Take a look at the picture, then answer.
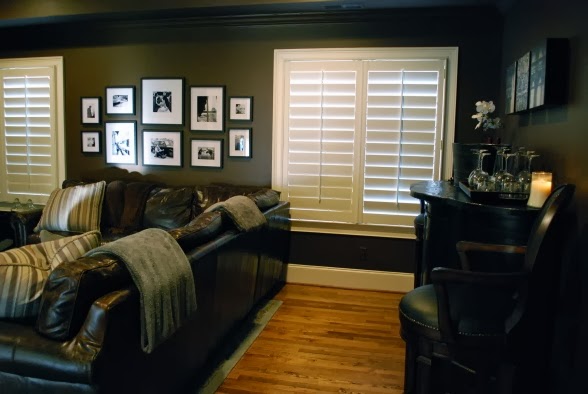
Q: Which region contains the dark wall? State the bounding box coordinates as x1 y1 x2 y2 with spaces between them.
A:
499 0 588 392
0 6 502 273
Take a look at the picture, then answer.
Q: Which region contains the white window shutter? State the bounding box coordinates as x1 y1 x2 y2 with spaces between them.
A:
285 61 361 223
1 67 58 201
361 60 446 227
273 49 455 234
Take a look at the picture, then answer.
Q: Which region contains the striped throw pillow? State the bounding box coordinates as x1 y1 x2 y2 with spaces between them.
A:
0 230 102 319
34 181 106 233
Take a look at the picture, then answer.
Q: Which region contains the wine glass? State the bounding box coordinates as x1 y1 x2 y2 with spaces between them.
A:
501 153 518 192
517 151 539 193
492 147 508 181
468 149 488 189
469 151 491 190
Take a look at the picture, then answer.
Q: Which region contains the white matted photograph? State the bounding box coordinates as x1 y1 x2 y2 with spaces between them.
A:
141 78 184 125
81 131 101 153
106 86 135 115
228 128 252 158
229 96 253 121
142 130 182 167
81 97 101 125
105 121 137 164
191 139 223 168
190 86 225 131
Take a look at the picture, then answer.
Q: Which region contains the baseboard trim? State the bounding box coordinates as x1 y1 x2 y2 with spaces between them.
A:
286 264 414 293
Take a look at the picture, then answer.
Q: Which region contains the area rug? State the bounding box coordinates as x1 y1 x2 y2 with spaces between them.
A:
193 299 282 394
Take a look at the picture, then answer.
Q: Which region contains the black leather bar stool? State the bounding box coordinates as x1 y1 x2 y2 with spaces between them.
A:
399 184 575 394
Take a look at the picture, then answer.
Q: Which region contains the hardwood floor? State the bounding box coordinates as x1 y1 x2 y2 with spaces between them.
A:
217 284 407 393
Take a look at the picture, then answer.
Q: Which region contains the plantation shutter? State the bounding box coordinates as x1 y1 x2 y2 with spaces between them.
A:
0 67 58 202
361 60 445 227
285 61 362 223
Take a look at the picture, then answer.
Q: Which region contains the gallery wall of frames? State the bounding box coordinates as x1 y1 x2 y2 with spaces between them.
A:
80 77 254 170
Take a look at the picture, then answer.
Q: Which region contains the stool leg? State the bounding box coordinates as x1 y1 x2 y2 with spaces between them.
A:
416 355 432 394
403 341 417 394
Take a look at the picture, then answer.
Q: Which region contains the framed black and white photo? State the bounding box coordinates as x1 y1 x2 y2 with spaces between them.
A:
228 128 252 158
142 130 182 167
505 62 517 115
81 131 101 153
141 78 184 125
81 97 101 125
515 52 530 112
190 86 225 131
105 121 137 164
229 96 253 121
106 86 135 115
190 139 223 168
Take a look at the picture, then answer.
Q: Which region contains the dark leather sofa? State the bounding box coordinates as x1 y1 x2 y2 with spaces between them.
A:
0 180 290 393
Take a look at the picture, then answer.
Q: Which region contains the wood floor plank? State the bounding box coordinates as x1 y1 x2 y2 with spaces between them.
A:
216 283 406 393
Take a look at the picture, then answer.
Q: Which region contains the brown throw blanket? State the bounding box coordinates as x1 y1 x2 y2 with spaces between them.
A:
85 228 197 353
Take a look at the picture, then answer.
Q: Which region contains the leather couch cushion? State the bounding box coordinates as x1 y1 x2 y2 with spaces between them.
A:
34 181 106 233
0 231 102 320
168 211 224 251
143 187 194 229
247 188 281 210
36 254 131 341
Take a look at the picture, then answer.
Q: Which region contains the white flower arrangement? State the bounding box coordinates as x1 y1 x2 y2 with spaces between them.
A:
472 100 502 131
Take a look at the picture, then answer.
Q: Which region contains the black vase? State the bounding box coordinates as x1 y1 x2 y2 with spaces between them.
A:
452 142 510 185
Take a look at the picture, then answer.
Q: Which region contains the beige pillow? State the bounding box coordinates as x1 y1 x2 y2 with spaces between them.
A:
35 181 106 234
0 230 102 319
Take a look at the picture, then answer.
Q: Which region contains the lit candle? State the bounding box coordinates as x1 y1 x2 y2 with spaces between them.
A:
527 172 553 208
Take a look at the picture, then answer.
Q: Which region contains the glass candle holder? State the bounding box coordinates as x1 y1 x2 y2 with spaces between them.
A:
527 172 553 208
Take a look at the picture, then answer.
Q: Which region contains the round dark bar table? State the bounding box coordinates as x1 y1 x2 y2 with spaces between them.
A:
410 180 539 287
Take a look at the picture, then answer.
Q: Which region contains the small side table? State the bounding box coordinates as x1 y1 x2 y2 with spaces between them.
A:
0 202 44 250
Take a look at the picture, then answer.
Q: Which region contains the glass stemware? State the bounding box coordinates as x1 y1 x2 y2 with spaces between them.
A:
469 151 491 190
492 148 509 192
468 149 488 189
501 153 518 192
517 151 539 193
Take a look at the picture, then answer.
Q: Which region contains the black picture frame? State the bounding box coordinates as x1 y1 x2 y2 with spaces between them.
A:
141 78 184 125
142 130 182 167
505 62 517 115
515 52 530 112
104 121 137 165
81 97 101 125
81 131 101 153
228 128 252 158
190 86 225 132
190 138 223 168
105 86 135 115
228 96 253 121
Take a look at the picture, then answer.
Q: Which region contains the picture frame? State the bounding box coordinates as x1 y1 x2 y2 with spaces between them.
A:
515 52 531 112
81 97 101 125
505 62 517 115
228 96 253 121
142 130 182 167
228 128 252 158
141 78 184 125
105 86 135 115
105 121 137 164
190 86 225 131
190 139 223 168
81 131 101 153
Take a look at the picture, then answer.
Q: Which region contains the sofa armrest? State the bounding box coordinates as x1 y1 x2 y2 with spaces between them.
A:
36 254 132 341
9 208 43 247
70 288 137 354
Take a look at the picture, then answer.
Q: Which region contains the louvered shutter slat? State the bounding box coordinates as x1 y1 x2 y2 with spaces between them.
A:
1 67 57 201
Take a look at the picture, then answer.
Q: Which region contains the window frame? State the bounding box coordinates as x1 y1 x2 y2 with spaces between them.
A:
272 47 458 238
0 56 65 205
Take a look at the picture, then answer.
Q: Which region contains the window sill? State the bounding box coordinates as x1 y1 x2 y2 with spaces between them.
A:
291 220 416 239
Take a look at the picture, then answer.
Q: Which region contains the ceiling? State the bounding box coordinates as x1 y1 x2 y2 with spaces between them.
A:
0 0 514 29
